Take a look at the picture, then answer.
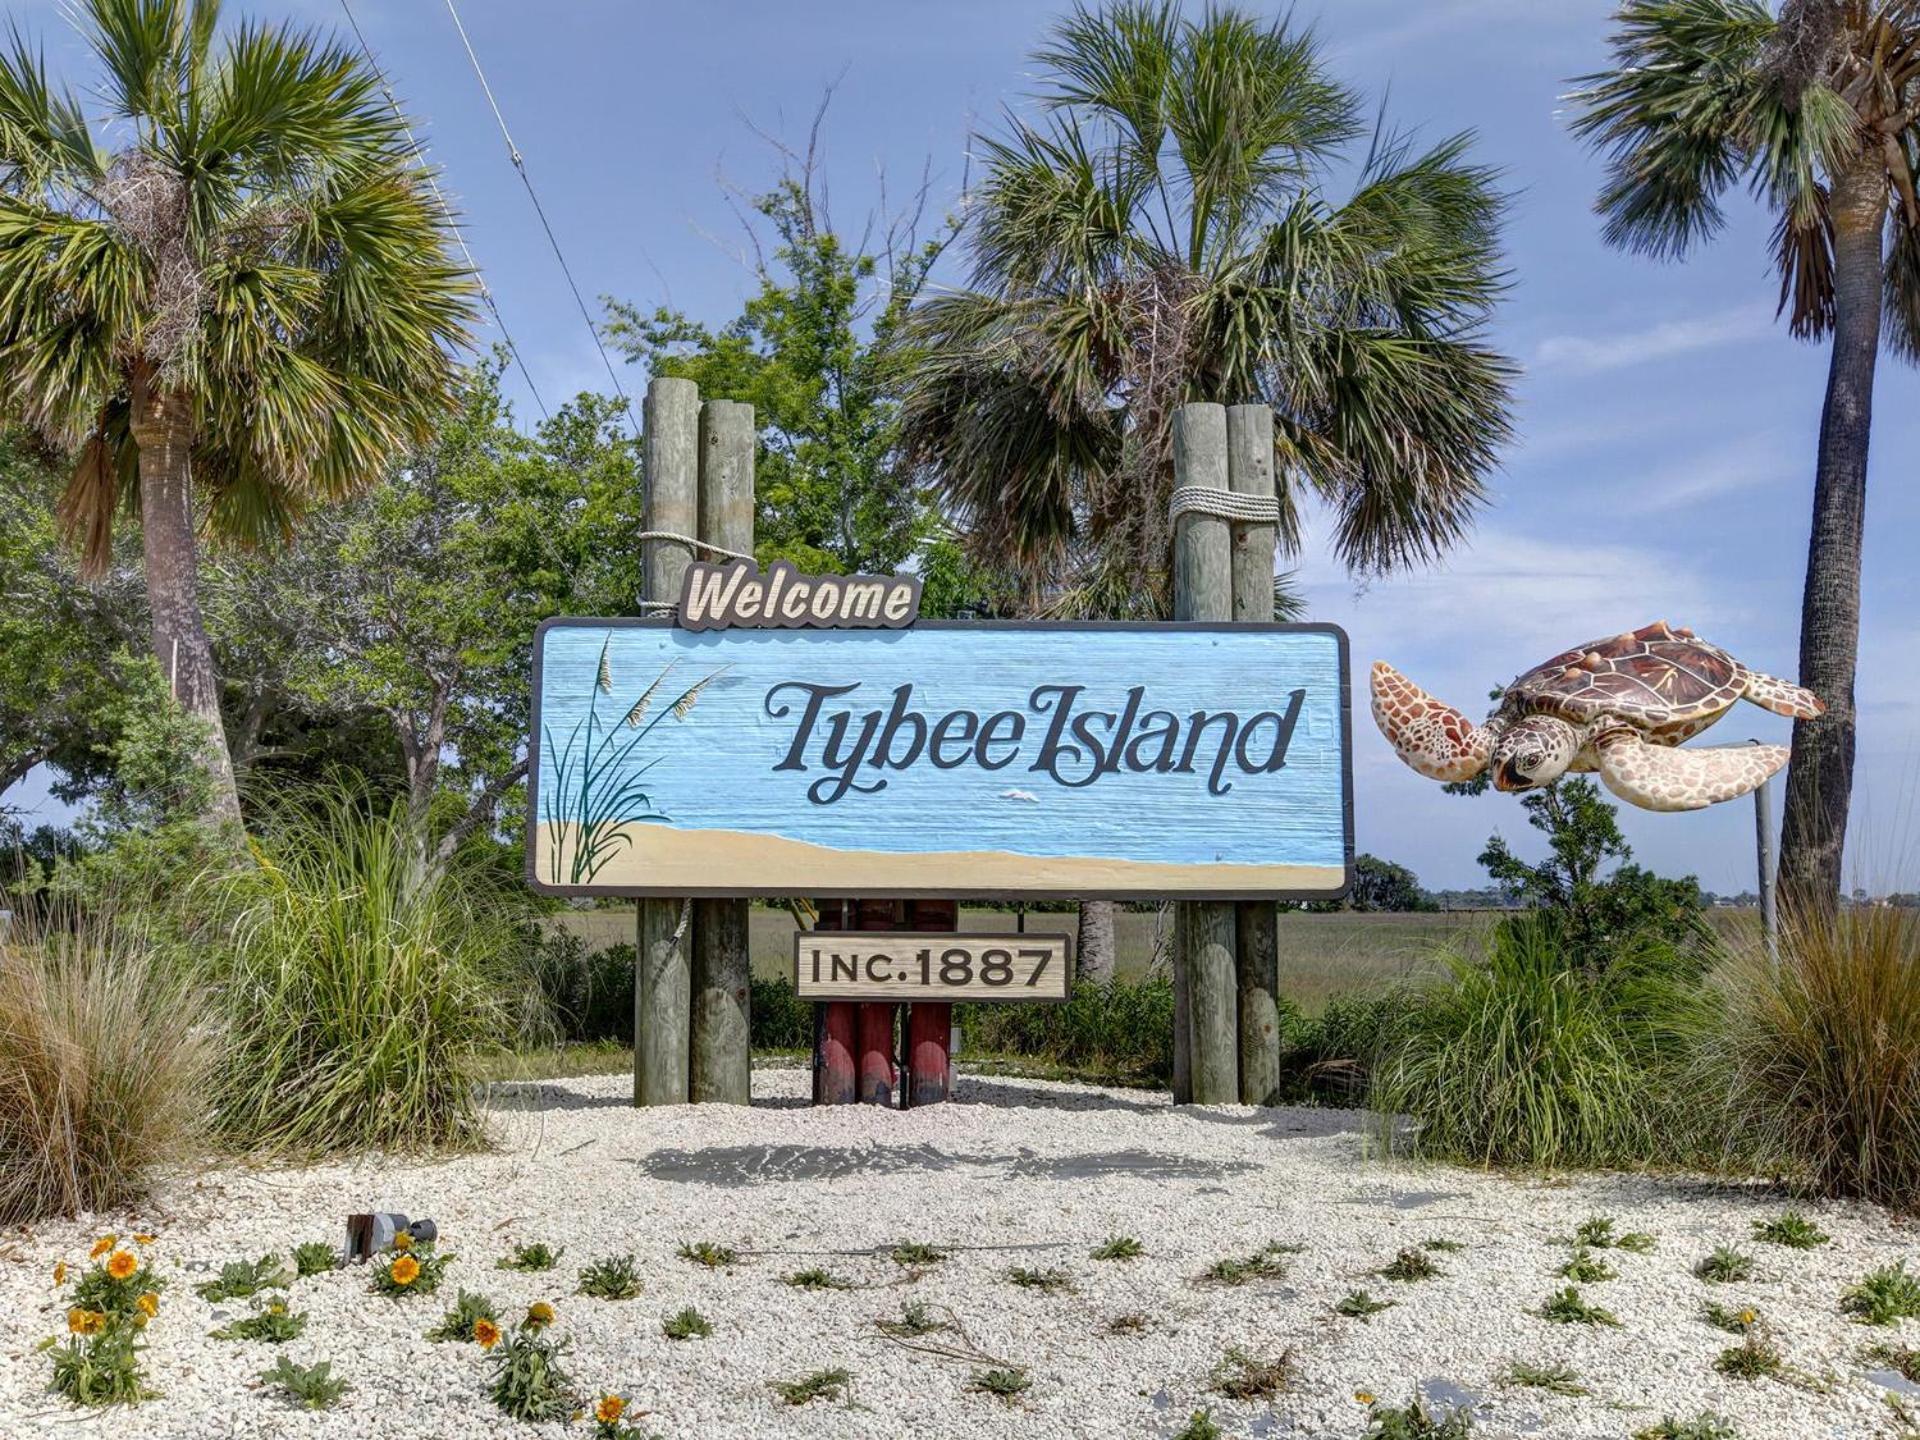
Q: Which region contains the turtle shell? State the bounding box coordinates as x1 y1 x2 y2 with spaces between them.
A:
1506 622 1744 730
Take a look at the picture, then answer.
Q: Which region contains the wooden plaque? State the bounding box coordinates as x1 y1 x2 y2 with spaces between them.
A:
796 931 1072 1003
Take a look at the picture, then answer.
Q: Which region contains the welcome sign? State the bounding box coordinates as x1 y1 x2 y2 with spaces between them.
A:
527 618 1352 900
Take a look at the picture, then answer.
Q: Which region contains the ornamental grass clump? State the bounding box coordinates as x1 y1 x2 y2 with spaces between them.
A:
207 785 518 1154
0 904 211 1224
1712 907 1920 1211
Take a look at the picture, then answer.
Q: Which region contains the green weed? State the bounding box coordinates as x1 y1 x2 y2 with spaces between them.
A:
1107 1311 1149 1334
1006 1265 1073 1293
47 1323 149 1406
1211 1346 1295 1401
1559 1247 1617 1283
577 1254 642 1300
1632 1415 1737 1440
970 1366 1031 1399
425 1289 500 1343
878 1301 945 1338
292 1242 337 1278
1172 1411 1224 1440
1422 1238 1468 1253
1091 1235 1143 1260
1750 1210 1829 1249
1571 1215 1655 1251
1336 1289 1396 1319
1361 1393 1475 1437
1201 1244 1291 1287
889 1241 945 1267
1694 1247 1755 1283
1713 1326 1783 1380
209 1297 305 1343
661 1306 712 1340
1501 1359 1588 1396
773 1367 852 1406
1702 1300 1762 1334
487 1327 577 1422
677 1241 737 1269
784 1267 852 1291
1843 1262 1920 1326
195 1254 292 1303
1379 1247 1442 1282
1867 1343 1920 1382
1539 1285 1620 1326
259 1356 348 1411
497 1241 565 1273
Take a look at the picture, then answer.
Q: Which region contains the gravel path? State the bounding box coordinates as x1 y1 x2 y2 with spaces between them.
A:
4 1068 1916 1439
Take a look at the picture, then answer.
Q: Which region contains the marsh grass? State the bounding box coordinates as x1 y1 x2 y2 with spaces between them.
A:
0 904 211 1223
1502 1359 1588 1396
773 1367 852 1406
661 1306 712 1340
209 786 517 1153
1843 1262 1920 1326
1211 1346 1295 1400
1539 1285 1620 1326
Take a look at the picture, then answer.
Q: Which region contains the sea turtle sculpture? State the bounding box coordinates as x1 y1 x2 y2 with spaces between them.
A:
1371 620 1824 812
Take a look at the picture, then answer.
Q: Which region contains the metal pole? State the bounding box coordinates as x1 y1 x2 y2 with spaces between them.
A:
1753 742 1778 967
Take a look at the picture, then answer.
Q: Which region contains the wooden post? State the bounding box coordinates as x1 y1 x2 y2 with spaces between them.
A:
690 399 755 1104
904 899 959 1107
635 376 699 1107
1228 404 1281 1107
1754 756 1779 968
1172 403 1240 1105
812 902 858 1105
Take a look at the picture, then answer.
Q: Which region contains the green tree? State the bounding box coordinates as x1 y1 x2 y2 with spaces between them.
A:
1307 853 1436 913
606 130 953 578
897 0 1515 615
0 0 477 825
1569 0 1920 911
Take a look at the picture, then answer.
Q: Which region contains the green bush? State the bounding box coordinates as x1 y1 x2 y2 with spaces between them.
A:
752 974 815 1051
523 932 637 1044
208 785 519 1154
958 976 1176 1082
0 905 211 1223
1712 907 1920 1211
1280 993 1397 1103
1371 914 1714 1169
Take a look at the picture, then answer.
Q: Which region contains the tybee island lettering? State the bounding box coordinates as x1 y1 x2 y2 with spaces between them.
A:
529 618 1351 900
765 680 1306 804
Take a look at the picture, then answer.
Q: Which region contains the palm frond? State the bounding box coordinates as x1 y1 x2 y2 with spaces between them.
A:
0 26 103 190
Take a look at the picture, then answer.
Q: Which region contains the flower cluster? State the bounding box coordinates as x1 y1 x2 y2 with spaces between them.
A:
46 1233 163 1405
369 1231 454 1298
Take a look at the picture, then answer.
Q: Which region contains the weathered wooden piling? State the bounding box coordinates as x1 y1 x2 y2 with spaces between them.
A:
903 898 959 1107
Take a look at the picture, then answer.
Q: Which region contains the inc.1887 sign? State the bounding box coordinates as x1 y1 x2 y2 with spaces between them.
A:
528 616 1352 901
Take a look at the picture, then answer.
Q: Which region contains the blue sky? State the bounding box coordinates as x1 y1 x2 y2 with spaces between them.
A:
8 0 1916 892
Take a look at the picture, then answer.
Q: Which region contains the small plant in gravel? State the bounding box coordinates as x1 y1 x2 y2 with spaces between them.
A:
210 1296 306 1343
970 1366 1031 1399
662 1305 712 1340
1702 1300 1762 1334
1694 1247 1755 1283
1751 1209 1829 1249
488 1310 578 1422
678 1240 737 1269
773 1367 853 1406
1362 1392 1475 1438
592 1392 658 1440
194 1254 291 1302
1713 1323 1784 1381
1501 1359 1588 1396
1210 1345 1295 1401
890 1241 946 1267
1539 1285 1620 1326
1632 1416 1738 1440
1173 1410 1224 1440
1422 1237 1468 1253
1201 1244 1291 1287
45 1313 149 1406
1844 1262 1920 1326
370 1241 452 1297
1559 1247 1617 1283
1091 1234 1144 1260
1006 1265 1073 1293
497 1240 565 1273
785 1265 853 1290
425 1289 500 1343
878 1301 946 1337
1107 1311 1149 1334
259 1355 348 1411
71 1242 167 1320
578 1254 643 1300
292 1242 337 1278
1379 1247 1443 1282
1336 1289 1396 1320
1866 1342 1920 1382
1572 1215 1655 1251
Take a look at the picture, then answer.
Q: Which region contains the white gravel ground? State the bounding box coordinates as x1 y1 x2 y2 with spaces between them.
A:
4 1066 1918 1439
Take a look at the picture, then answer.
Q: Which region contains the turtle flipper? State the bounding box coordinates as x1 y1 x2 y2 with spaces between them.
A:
1742 670 1825 720
1593 726 1787 811
1370 661 1492 783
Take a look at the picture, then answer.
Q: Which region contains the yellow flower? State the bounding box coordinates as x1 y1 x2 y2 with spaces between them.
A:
134 1233 156 1246
595 1394 626 1425
389 1254 421 1286
67 1308 107 1336
525 1301 555 1330
473 1317 502 1350
133 1311 150 1329
392 1230 414 1251
89 1235 116 1260
1355 1391 1376 1405
52 1261 67 1286
136 1292 159 1319
106 1250 138 1281
1738 1309 1757 1326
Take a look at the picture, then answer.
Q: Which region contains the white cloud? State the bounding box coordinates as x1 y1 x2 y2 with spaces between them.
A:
1627 430 1800 512
1532 304 1775 376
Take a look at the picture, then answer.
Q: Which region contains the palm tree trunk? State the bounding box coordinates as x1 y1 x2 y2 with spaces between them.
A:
1779 161 1884 914
130 373 242 828
1076 899 1116 985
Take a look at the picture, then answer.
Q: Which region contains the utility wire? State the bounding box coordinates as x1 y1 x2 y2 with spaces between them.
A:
337 0 550 422
440 0 641 439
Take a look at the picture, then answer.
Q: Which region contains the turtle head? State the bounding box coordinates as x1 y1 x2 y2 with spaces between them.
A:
1491 714 1579 792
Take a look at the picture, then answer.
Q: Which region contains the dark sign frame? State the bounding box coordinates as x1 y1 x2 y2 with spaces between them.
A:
525 617 1355 902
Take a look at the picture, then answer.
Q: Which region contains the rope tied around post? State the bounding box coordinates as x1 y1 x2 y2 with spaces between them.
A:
635 530 756 618
1169 485 1280 524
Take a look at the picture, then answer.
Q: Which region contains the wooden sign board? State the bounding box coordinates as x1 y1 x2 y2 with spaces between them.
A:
528 618 1352 901
796 931 1072 1003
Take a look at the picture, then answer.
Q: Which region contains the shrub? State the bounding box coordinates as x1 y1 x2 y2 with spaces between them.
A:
259 1356 348 1411
752 973 815 1050
0 905 211 1223
958 975 1175 1082
1282 993 1398 1103
1713 907 1920 1211
1372 915 1714 1169
208 785 519 1154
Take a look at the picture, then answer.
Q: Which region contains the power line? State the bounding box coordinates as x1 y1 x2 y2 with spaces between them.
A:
440 0 641 439
338 0 550 422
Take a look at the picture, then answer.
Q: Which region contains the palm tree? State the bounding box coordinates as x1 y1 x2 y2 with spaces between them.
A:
0 0 476 824
897 1 1515 617
1570 0 1920 911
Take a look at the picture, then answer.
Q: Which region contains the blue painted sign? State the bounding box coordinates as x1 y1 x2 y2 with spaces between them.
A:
528 619 1352 900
